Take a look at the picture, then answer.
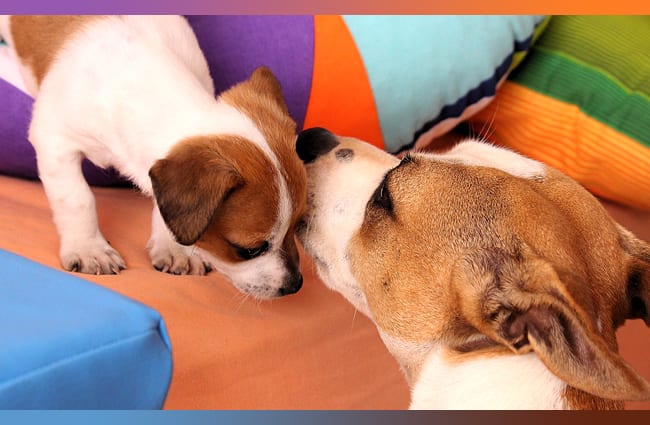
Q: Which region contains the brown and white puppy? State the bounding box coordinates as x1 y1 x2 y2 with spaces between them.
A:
296 127 650 409
0 15 306 299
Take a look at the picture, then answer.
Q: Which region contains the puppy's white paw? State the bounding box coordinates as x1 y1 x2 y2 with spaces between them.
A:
61 241 126 275
147 241 210 276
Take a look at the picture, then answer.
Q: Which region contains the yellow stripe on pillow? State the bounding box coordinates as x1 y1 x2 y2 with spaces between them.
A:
471 82 650 211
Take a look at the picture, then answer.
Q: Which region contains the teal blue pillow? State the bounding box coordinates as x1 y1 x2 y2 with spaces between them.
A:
343 15 549 153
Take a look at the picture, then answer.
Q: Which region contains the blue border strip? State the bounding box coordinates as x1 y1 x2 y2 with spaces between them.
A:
1 411 650 425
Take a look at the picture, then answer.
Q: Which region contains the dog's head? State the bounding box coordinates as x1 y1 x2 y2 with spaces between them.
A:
149 67 307 299
296 127 650 409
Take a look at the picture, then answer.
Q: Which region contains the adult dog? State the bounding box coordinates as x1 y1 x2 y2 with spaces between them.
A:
296 127 650 409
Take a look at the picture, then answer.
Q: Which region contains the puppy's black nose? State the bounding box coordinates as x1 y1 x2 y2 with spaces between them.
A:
278 272 303 296
296 127 340 164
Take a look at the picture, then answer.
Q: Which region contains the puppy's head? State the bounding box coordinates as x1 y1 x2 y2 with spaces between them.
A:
150 67 307 299
296 127 650 408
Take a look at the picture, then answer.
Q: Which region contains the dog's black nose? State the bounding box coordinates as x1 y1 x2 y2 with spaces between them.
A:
278 272 303 296
296 127 340 164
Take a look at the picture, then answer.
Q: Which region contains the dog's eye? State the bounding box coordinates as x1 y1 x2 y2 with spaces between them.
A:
233 241 270 260
370 176 393 214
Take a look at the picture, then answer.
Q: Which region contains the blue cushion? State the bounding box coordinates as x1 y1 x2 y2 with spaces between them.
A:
0 249 172 409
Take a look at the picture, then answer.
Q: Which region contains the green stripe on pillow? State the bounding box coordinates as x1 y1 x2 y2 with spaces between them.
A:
534 16 650 95
511 49 650 148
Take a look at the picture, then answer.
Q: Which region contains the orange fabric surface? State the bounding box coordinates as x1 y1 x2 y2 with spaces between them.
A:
1 174 649 409
0 175 409 409
470 82 650 211
302 15 384 149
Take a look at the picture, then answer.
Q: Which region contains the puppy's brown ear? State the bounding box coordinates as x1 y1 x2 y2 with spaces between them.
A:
222 66 290 116
617 224 650 325
452 245 650 402
149 139 244 246
247 66 289 114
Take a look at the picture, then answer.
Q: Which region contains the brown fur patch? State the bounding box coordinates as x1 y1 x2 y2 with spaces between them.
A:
563 387 622 410
350 157 629 345
10 15 104 84
150 135 280 263
220 67 307 228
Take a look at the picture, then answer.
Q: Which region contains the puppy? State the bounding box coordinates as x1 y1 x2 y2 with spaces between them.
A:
0 15 306 299
296 127 650 409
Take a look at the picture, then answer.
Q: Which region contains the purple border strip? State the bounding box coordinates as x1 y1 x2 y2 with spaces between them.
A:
1 0 649 14
0 0 320 14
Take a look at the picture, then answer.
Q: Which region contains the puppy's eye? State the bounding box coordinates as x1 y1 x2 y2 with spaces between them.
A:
233 241 270 260
370 177 393 214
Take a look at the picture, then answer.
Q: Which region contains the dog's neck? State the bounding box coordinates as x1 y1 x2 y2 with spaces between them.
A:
409 347 567 410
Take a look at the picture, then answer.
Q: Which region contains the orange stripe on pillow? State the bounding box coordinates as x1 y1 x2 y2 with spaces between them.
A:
302 15 384 150
471 82 650 211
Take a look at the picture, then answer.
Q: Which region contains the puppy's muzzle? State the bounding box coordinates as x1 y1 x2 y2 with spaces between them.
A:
296 127 339 163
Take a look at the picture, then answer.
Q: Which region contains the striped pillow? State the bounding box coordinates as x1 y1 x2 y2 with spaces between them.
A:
469 16 650 210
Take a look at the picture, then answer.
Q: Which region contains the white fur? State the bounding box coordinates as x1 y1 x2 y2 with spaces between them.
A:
0 16 29 93
410 348 566 410
302 140 398 316
0 16 9 44
8 15 294 298
432 139 546 180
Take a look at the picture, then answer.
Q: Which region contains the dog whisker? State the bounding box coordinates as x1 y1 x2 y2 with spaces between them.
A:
226 290 250 313
350 307 358 332
254 296 266 316
476 99 500 144
236 292 252 313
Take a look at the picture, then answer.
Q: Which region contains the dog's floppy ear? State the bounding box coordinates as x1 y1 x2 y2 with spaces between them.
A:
149 138 244 246
617 224 650 325
452 245 650 402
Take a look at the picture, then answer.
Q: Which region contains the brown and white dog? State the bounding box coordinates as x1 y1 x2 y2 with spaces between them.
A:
295 127 650 409
0 15 306 299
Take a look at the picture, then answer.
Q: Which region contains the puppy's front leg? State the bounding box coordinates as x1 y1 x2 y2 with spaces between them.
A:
36 150 126 274
147 203 210 275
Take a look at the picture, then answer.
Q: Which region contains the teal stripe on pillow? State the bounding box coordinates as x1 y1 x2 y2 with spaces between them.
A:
343 15 546 153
